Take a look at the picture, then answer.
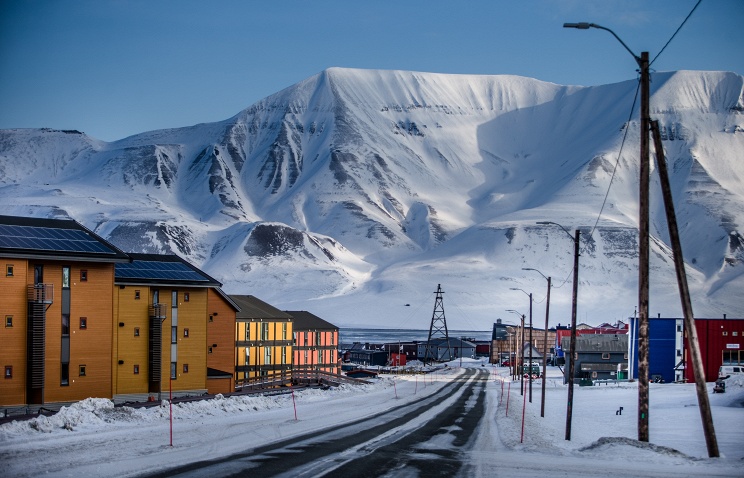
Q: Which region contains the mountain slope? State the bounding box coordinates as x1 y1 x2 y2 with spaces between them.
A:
2 68 743 328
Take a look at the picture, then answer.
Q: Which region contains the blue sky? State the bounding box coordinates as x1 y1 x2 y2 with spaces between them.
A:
1 0 742 142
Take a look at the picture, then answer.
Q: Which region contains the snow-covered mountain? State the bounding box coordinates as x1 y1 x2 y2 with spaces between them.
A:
2 68 743 329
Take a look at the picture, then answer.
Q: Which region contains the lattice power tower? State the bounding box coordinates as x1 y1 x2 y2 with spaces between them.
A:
423 284 451 364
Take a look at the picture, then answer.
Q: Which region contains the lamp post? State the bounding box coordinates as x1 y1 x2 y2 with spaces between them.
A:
537 221 579 440
511 288 533 403
564 21 719 457
564 19 651 445
523 268 551 418
506 309 525 396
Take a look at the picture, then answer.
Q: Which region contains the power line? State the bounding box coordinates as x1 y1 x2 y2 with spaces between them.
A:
589 80 641 238
650 0 703 66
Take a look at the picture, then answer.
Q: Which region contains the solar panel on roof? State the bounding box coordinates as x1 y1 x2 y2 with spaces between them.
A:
115 260 209 282
0 224 115 255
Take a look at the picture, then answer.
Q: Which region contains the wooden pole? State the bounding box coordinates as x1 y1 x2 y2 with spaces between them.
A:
541 276 551 418
650 120 719 457
637 51 651 443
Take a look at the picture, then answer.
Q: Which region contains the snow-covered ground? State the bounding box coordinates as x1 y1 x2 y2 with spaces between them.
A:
1 359 742 477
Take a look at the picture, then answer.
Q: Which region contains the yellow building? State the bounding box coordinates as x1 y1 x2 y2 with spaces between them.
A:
113 254 236 401
0 215 129 407
231 295 293 387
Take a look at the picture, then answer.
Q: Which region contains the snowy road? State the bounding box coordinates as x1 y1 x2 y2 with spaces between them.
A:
2 361 742 478
142 368 488 477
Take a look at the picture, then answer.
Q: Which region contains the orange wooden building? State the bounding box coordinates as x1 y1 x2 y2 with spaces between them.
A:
0 215 129 406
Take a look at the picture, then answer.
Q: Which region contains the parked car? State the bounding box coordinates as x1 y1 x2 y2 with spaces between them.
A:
718 365 744 378
501 360 511 367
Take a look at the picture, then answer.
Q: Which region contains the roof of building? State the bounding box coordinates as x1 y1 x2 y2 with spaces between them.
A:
0 214 129 262
562 334 629 352
422 337 476 348
115 253 221 287
285 310 338 331
230 295 293 321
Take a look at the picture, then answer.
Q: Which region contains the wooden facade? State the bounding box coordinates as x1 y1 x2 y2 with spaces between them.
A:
287 310 339 375
232 295 293 384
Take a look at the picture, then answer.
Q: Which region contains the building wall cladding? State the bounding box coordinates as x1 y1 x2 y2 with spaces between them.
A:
686 318 744 382
206 289 238 395
1 258 30 405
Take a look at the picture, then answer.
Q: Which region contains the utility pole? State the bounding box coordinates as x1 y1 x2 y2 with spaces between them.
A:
650 120 719 457
637 50 651 443
528 293 533 403
566 228 580 440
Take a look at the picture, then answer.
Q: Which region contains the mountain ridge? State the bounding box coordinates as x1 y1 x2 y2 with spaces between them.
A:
1 67 743 328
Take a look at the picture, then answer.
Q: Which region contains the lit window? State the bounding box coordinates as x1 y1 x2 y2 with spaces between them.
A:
80 270 88 282
183 328 189 338
183 364 189 373
79 317 87 329
133 364 140 374
4 366 11 379
5 315 12 328
134 327 140 337
79 365 86 377
5 265 13 277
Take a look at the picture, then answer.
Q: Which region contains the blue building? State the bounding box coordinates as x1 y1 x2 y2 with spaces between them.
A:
628 317 684 383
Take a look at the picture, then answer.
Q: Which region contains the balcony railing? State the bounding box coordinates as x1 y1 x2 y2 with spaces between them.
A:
27 284 53 304
149 303 166 319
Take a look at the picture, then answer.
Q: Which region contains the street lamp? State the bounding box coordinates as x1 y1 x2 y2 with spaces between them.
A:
511 288 533 403
564 20 718 458
537 220 579 440
523 268 551 418
506 309 525 396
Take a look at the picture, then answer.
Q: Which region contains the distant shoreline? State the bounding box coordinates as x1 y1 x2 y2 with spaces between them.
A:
339 327 491 344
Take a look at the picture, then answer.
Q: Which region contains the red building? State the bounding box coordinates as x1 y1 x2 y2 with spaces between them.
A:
684 317 744 382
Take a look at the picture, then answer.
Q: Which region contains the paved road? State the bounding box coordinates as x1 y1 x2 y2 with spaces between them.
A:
142 368 489 477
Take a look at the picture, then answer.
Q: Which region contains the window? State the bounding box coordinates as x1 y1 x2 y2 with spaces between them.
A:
282 322 287 340
245 326 250 341
170 362 177 380
61 363 69 385
134 327 140 337
79 365 86 377
293 332 297 345
183 328 189 338
171 290 178 307
601 353 610 360
62 267 70 288
245 348 250 360
304 331 308 345
723 331 728 336
80 270 88 282
62 315 70 336
282 348 287 364
264 346 271 363
135 290 141 300
171 326 177 344
183 364 189 373
153 290 159 305
4 366 11 379
5 315 12 328
209 315 214 322
5 264 13 277
133 364 140 375
331 333 334 346
734 332 739 337
304 350 308 362
184 293 190 302
261 322 269 341
208 346 213 354
79 317 87 329
677 349 683 357
316 332 321 346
